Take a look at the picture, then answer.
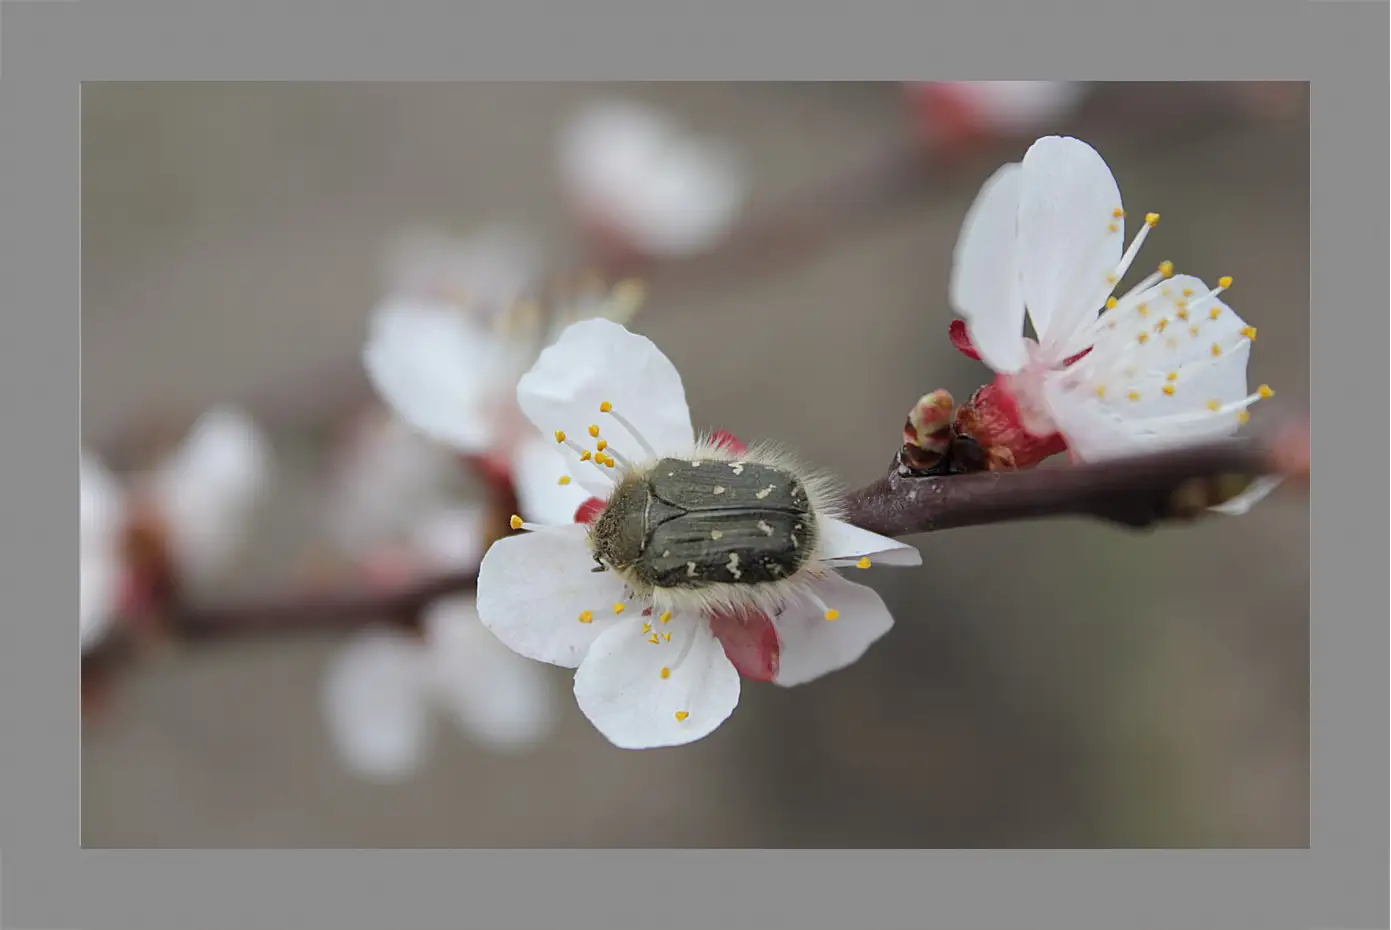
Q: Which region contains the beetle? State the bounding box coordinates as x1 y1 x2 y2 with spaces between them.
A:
588 456 819 592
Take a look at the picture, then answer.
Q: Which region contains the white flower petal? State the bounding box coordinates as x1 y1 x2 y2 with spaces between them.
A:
475 523 629 668
363 301 507 454
383 227 541 314
423 596 559 753
949 162 1028 374
511 432 604 523
559 100 746 256
815 518 922 567
80 545 122 652
516 319 695 462
1017 136 1123 352
409 505 490 574
772 573 896 687
1208 475 1284 516
573 613 739 749
321 629 432 783
81 451 126 548
151 407 272 583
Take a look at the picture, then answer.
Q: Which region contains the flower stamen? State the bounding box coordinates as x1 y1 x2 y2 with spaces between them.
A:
599 402 659 459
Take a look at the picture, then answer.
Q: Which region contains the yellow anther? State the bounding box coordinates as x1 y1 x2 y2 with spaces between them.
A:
1127 390 1142 402
1166 371 1178 382
1105 297 1118 310
642 623 652 634
578 610 593 624
588 424 600 438
579 449 592 462
599 401 613 413
1218 275 1233 289
613 602 626 615
602 455 616 468
1210 343 1223 357
509 514 524 530
1176 308 1189 320
856 557 872 569
1206 399 1221 412
648 634 660 644
1240 326 1257 341
1181 288 1194 298
1136 332 1150 345
1145 212 1160 227
1257 384 1275 399
674 711 690 722
662 632 672 642
1095 385 1106 398
1189 324 1201 337
1158 260 1174 278
824 609 840 622
1112 207 1126 218
1162 384 1176 396
1105 273 1118 285
660 667 671 680
1136 303 1149 317
1236 410 1251 425
558 475 572 486
554 430 567 443
1154 319 1169 333
596 439 608 452
1108 223 1119 234
659 610 672 624
1209 307 1222 320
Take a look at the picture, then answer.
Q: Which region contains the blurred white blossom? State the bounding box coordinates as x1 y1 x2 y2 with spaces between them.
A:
558 99 747 257
322 505 559 781
908 81 1089 138
80 406 272 651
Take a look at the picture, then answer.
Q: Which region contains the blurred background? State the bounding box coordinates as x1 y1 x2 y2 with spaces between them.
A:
80 81 1309 848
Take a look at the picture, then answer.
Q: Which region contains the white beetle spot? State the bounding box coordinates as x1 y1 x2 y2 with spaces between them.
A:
710 530 724 540
756 520 773 536
713 486 726 495
730 463 745 475
662 550 671 558
686 562 699 578
726 552 742 579
755 485 776 500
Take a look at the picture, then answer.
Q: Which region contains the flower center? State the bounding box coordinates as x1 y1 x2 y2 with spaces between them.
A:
549 400 659 488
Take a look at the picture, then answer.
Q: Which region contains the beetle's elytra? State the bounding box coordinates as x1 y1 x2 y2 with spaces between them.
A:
590 457 816 589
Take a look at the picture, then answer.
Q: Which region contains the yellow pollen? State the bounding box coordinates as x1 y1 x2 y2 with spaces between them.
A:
1181 288 1193 298
554 430 567 443
648 634 660 644
613 602 626 614
599 401 613 413
1136 303 1149 317
558 475 572 486
856 557 872 569
509 514 523 530
1209 307 1222 320
1108 223 1119 234
1257 384 1275 399
1112 207 1126 218
1095 385 1106 398
662 632 672 642
1176 308 1189 320
1145 212 1160 227
1136 332 1150 345
1218 275 1233 289
660 667 671 679
1210 343 1223 357
1236 410 1251 425
1166 371 1178 382
824 609 840 622
588 424 600 438
674 711 689 722
1154 319 1169 333
642 623 652 634
659 610 672 624
1158 260 1174 278
1189 324 1201 337
1105 297 1118 310
595 439 608 451
602 455 616 468
1105 273 1118 285
1206 399 1221 412
1162 384 1176 396
579 449 592 462
1240 326 1257 340
578 610 593 624
1127 390 1142 402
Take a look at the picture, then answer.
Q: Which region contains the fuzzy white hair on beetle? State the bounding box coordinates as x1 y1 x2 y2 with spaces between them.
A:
475 318 921 749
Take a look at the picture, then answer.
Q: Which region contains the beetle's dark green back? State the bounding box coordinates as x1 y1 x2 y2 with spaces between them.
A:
591 457 816 589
